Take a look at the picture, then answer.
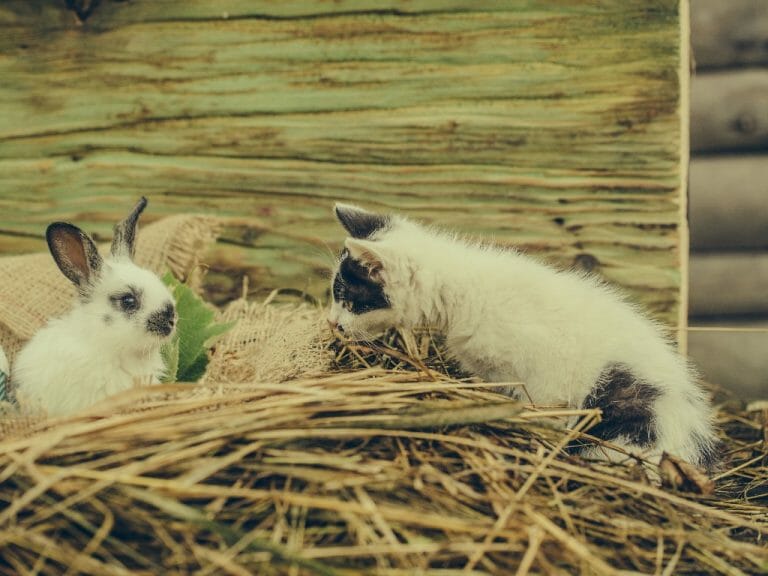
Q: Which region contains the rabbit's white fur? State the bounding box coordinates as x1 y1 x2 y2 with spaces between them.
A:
13 198 176 417
328 204 719 470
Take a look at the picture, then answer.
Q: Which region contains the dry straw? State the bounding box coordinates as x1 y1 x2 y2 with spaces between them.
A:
0 306 766 575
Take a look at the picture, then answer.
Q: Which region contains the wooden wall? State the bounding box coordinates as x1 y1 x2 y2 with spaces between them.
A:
0 1 687 330
689 0 768 398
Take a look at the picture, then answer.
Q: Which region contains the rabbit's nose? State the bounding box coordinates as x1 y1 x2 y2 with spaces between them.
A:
147 303 176 337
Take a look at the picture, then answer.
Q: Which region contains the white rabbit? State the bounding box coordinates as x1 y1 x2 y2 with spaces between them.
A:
13 197 177 416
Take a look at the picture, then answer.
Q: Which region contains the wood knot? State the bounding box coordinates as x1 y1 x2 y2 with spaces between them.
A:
66 0 101 23
573 253 600 272
732 113 758 135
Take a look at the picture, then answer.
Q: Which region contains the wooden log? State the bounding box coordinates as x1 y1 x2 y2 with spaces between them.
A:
0 0 688 330
691 0 768 70
688 320 768 400
690 70 768 153
689 253 768 317
689 156 768 250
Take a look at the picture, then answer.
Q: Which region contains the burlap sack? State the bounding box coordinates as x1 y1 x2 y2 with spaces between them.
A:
0 214 222 361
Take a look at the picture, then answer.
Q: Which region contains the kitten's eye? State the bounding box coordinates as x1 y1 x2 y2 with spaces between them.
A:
119 293 138 312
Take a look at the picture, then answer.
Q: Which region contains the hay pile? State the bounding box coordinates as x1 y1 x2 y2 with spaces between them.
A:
0 300 766 575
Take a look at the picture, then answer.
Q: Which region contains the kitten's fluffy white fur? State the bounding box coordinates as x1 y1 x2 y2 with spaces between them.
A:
329 204 718 469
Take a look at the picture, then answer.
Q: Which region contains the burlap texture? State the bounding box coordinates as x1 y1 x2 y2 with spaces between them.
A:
0 214 222 361
205 296 332 385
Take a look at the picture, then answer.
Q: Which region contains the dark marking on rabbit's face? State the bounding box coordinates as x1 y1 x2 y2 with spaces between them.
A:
146 302 176 337
568 364 661 454
109 285 143 318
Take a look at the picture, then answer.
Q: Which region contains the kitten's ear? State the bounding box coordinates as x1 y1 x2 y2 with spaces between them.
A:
344 238 387 281
334 203 390 239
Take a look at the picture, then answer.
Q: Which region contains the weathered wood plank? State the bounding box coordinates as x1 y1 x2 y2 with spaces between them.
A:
691 0 768 70
0 9 680 140
690 156 768 251
689 253 768 317
0 152 683 291
690 70 768 153
0 0 679 28
0 1 686 328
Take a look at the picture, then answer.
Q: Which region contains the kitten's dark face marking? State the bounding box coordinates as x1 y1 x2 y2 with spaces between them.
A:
335 205 390 239
569 364 660 453
333 250 390 316
329 205 396 335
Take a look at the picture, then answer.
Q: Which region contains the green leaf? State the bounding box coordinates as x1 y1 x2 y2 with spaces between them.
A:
161 272 235 383
180 353 210 383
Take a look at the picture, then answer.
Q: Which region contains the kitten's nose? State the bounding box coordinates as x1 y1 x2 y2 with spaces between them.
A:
327 319 339 331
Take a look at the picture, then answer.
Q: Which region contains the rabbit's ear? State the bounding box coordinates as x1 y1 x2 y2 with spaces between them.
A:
111 196 147 260
46 223 103 290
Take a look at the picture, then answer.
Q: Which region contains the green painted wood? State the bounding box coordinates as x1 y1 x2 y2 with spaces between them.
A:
0 1 686 325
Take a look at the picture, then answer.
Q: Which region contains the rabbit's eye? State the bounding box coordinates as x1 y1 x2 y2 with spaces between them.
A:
109 286 143 316
119 293 138 312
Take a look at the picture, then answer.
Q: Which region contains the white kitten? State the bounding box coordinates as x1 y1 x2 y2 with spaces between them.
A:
328 204 719 471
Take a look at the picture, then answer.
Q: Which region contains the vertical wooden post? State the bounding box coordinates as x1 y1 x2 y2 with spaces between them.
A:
679 0 691 353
